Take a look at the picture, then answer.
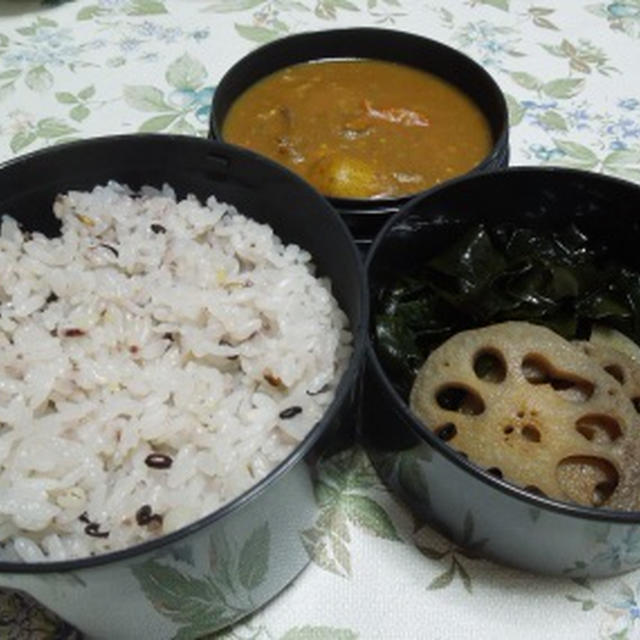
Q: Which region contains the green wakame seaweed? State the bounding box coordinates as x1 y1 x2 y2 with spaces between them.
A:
375 223 640 396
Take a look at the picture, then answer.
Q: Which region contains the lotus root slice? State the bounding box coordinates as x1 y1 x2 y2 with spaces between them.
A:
576 340 640 421
409 321 640 510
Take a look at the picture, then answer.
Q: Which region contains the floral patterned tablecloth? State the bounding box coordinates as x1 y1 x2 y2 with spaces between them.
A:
1 0 640 638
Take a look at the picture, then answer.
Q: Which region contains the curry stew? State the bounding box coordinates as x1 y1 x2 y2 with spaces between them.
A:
222 59 493 199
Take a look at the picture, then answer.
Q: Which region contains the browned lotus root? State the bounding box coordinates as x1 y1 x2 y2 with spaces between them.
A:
576 340 640 418
409 321 640 510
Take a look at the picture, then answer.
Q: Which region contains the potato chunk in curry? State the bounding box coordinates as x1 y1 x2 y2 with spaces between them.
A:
308 154 392 199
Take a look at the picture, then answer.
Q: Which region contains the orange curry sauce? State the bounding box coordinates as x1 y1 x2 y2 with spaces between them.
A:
222 59 493 199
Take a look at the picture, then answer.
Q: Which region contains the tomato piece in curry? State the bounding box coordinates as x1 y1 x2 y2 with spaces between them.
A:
221 59 493 199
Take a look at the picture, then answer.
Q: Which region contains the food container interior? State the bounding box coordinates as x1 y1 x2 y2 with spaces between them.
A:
0 135 363 313
364 166 640 577
369 168 639 314
0 134 368 638
210 28 509 248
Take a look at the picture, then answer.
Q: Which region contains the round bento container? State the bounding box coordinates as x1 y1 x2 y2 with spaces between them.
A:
363 166 640 578
209 27 509 252
0 134 368 639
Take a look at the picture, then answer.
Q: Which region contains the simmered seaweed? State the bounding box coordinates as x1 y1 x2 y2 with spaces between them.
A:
375 223 640 396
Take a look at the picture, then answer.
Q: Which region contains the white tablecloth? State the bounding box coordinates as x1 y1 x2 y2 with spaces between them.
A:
1 1 640 638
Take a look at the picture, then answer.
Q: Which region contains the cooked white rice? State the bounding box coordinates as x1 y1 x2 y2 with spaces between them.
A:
0 182 352 562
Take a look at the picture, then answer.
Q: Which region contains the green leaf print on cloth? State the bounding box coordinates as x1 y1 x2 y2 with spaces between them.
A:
544 139 640 181
280 626 359 640
426 556 471 593
541 38 618 75
416 512 488 595
77 0 168 20
587 2 640 39
526 7 559 31
566 576 640 639
123 53 213 134
166 54 208 92
472 0 509 11
602 148 640 181
124 85 171 112
509 71 585 99
301 448 400 578
234 24 286 43
212 621 360 639
201 0 267 13
9 117 78 153
210 0 408 43
24 65 54 92
0 15 100 100
55 84 95 122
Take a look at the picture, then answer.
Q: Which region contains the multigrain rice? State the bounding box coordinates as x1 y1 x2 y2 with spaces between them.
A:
0 182 352 561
